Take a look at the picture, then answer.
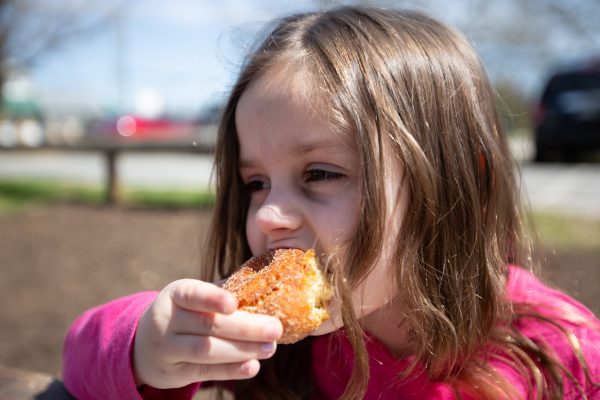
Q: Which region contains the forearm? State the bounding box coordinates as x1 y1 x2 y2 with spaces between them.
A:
62 292 159 399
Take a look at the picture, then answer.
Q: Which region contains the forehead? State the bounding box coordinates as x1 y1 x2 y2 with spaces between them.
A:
235 66 355 156
236 61 327 131
244 62 314 104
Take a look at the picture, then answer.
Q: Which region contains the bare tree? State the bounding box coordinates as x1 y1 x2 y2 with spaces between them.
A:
0 0 125 107
456 0 599 60
456 0 599 107
318 0 599 92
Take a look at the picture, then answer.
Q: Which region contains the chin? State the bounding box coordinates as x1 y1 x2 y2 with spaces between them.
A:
310 314 343 336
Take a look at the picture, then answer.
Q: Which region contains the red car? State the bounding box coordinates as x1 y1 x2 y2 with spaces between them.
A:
92 115 199 141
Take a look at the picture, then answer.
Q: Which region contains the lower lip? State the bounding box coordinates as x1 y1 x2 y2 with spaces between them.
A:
267 245 298 251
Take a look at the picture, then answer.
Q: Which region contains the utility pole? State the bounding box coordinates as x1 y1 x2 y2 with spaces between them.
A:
112 8 127 115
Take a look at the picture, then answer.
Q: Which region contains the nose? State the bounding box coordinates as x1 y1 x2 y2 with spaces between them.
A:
254 191 303 235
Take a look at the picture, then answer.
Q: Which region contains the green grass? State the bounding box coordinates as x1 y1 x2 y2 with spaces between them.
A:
124 188 215 209
1 179 598 250
532 211 600 250
0 180 104 213
0 179 215 213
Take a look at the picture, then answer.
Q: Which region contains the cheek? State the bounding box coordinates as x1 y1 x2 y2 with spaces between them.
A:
245 209 262 256
353 193 405 316
354 259 397 316
315 215 355 252
317 190 361 250
338 191 404 319
311 259 397 337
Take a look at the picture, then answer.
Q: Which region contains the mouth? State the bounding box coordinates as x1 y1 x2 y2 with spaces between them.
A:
266 243 302 251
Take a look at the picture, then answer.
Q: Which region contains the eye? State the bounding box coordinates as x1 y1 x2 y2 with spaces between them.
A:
244 178 270 193
304 169 345 183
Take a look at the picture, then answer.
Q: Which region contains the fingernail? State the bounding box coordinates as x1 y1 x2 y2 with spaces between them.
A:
261 341 276 354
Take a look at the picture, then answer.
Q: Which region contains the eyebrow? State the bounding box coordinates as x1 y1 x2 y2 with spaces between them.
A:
239 136 352 169
294 138 347 156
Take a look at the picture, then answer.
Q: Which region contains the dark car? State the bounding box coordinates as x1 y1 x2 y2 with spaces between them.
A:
533 60 600 162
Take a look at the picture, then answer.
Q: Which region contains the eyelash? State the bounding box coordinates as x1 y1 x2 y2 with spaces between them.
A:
245 180 267 192
304 169 345 182
243 169 345 192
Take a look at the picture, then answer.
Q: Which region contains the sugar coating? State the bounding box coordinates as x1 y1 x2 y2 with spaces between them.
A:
223 248 332 344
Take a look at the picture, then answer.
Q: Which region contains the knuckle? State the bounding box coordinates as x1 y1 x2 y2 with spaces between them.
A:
179 285 196 307
191 337 211 360
227 362 243 378
195 363 212 380
172 281 200 309
236 321 253 339
196 312 217 334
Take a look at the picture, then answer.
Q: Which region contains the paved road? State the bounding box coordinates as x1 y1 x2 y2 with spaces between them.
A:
1 149 599 217
0 151 215 190
520 163 600 217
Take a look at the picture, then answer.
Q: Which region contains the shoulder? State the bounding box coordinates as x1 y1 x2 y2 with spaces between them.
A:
503 266 600 398
507 265 599 328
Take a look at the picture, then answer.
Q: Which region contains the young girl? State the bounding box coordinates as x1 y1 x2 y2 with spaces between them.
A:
63 6 600 399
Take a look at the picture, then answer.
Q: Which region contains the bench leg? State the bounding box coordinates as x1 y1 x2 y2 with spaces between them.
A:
105 150 118 204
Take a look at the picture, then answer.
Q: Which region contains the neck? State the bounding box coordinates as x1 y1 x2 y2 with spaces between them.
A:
360 297 412 358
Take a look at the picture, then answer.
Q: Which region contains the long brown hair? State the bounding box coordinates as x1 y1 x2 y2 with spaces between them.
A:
201 6 597 399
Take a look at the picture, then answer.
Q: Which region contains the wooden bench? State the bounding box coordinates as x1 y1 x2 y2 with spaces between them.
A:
0 136 215 205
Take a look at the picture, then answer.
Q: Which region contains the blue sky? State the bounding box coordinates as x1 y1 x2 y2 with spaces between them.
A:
17 0 600 119
27 0 320 117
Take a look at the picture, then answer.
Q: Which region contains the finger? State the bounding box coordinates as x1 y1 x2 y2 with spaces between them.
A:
170 334 277 365
173 310 283 342
178 359 260 382
169 279 237 314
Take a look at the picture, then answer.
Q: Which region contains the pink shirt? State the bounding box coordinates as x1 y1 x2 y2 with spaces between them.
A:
63 267 600 399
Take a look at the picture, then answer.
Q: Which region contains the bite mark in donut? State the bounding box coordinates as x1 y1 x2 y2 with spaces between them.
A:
223 248 332 344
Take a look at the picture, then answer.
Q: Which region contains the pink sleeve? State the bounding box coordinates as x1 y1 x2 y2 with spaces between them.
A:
502 266 600 398
62 291 200 400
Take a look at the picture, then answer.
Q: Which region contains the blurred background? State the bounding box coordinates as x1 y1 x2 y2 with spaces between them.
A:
0 0 599 396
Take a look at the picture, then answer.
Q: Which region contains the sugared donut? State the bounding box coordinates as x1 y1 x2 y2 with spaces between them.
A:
223 248 332 344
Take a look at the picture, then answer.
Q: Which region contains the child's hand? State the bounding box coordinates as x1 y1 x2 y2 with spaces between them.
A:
133 279 283 389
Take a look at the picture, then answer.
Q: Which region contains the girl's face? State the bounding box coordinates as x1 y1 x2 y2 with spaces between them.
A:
235 69 404 340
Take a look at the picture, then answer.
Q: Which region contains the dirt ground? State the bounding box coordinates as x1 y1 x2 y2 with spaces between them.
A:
1 204 599 378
